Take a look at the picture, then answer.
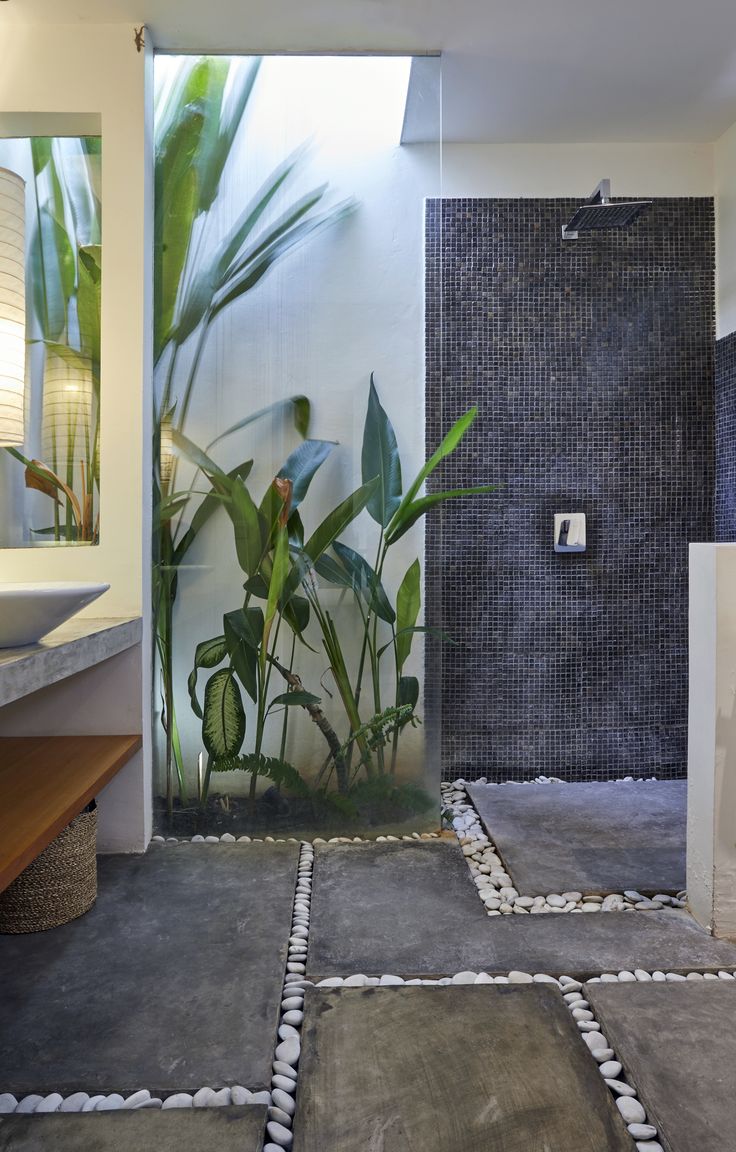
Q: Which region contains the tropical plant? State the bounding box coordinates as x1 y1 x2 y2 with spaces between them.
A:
152 55 353 814
183 375 496 823
182 429 378 816
6 137 102 543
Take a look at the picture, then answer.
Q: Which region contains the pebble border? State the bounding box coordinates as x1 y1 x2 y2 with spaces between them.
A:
261 840 314 1151
441 777 688 915
0 1085 269 1116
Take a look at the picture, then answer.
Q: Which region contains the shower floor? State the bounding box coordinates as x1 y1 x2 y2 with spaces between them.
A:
467 779 687 896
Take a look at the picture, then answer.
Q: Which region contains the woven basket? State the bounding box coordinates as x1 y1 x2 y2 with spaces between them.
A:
0 804 97 934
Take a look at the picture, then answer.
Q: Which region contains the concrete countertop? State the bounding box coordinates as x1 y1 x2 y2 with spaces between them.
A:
0 617 142 708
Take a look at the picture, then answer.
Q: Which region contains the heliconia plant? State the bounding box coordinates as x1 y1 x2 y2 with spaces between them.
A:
183 374 496 823
152 55 354 815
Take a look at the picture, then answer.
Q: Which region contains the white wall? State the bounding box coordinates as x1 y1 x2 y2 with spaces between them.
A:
688 544 736 940
440 141 714 198
716 120 736 337
0 24 153 850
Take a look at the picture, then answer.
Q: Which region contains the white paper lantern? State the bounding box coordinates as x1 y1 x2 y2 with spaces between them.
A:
42 352 94 477
159 411 174 485
0 167 26 447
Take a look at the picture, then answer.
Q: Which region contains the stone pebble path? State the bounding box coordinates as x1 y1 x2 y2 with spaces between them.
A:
0 805 714 1151
442 777 688 914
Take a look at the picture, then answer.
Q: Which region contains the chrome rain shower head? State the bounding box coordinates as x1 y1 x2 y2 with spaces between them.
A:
562 179 652 240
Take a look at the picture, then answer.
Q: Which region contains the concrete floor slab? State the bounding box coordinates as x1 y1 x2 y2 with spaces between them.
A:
586 981 736 1152
294 985 631 1152
0 843 299 1095
0 1105 266 1152
306 841 736 979
468 780 686 895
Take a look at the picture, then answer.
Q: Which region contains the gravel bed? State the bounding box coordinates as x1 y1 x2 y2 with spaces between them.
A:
441 778 688 915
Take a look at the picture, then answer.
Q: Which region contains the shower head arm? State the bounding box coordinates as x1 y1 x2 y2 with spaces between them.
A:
587 178 611 205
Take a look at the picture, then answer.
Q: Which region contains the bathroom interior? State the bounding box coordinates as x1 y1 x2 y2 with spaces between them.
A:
2 5 736 1150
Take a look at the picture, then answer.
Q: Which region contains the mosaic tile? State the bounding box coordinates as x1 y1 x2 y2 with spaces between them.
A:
425 197 715 781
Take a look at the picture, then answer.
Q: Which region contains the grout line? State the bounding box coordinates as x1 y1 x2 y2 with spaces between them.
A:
441 778 688 915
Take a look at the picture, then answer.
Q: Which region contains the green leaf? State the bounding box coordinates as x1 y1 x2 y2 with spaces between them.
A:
332 540 395 624
229 479 265 577
283 594 311 640
224 609 260 703
202 668 246 760
205 396 311 454
362 373 402 526
77 244 101 372
269 690 322 709
172 460 252 565
265 525 290 634
385 484 498 545
385 408 479 541
188 635 227 719
284 479 379 602
398 675 420 711
396 559 421 672
377 625 455 661
277 439 334 511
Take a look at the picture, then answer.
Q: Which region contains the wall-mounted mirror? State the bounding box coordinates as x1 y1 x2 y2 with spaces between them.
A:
0 131 101 547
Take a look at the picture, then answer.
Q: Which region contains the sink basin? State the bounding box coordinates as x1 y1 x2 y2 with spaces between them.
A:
0 582 110 648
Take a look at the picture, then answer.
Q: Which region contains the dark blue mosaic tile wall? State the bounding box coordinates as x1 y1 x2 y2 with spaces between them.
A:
716 329 736 540
425 197 715 782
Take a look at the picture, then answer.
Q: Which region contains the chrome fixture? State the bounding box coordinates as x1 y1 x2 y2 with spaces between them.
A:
562 179 652 240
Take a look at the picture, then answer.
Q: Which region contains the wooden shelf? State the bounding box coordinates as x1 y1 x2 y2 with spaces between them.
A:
0 734 142 892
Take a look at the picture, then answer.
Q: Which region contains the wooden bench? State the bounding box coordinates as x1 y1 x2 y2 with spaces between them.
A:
0 734 142 892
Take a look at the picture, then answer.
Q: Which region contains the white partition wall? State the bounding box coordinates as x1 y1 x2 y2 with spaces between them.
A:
0 25 153 851
688 543 736 939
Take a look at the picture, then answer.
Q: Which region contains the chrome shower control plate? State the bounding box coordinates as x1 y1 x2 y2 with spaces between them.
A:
554 512 586 553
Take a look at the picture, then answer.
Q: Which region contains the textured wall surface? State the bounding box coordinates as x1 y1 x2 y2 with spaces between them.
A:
425 197 715 782
716 329 736 540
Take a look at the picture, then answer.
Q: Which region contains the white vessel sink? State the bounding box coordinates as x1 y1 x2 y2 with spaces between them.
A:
0 582 110 648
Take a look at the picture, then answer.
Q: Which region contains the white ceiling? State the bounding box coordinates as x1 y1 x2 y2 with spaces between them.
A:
3 0 736 142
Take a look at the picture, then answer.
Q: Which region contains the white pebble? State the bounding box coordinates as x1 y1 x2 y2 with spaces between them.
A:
96 1094 126 1111
272 1089 296 1116
598 1061 622 1078
628 1124 658 1140
231 1087 252 1105
508 971 534 983
583 1032 609 1051
122 1091 151 1109
452 971 477 984
81 1096 106 1112
379 975 404 985
162 1094 193 1109
617 1097 646 1125
35 1094 64 1113
0 1095 17 1114
282 1010 304 1026
266 1120 294 1148
193 1088 216 1107
250 1091 272 1105
15 1096 43 1114
275 1038 300 1066
272 1076 296 1094
605 1079 637 1097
